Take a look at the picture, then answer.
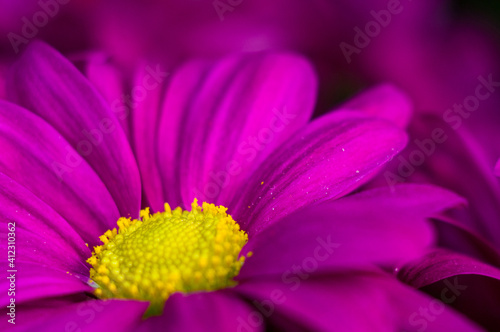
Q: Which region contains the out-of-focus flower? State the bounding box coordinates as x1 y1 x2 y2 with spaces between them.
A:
0 42 484 331
0 0 93 57
365 112 500 329
88 1 500 111
354 7 500 328
375 114 500 253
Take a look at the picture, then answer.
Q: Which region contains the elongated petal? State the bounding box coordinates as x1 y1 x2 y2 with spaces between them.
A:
132 64 169 210
398 249 500 288
238 184 463 279
340 84 413 128
398 251 500 330
139 291 261 332
4 298 147 332
431 214 500 267
232 111 407 235
81 53 131 137
495 159 500 177
156 61 209 208
7 41 141 218
0 172 90 274
156 54 316 208
0 101 119 244
0 262 91 307
234 269 483 331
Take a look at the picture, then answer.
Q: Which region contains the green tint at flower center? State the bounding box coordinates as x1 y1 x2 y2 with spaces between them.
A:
87 199 249 316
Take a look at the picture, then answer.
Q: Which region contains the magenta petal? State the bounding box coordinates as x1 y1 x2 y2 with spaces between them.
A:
0 101 120 244
398 249 500 288
157 54 317 208
405 114 500 249
9 299 147 332
495 159 500 177
340 84 413 128
398 249 500 331
0 172 90 274
234 270 482 331
133 64 169 211
0 262 91 307
238 184 464 280
156 61 209 208
82 53 131 138
7 41 141 218
432 214 500 267
139 291 260 332
232 111 407 235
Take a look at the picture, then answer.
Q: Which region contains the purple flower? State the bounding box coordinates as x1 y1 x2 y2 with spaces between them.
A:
367 113 500 329
0 42 483 331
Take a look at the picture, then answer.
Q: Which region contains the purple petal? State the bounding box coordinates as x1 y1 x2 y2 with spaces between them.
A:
7 41 141 218
231 111 407 235
234 269 483 331
139 291 260 332
399 249 500 331
368 113 500 252
495 158 500 177
0 172 90 274
6 298 147 332
0 295 84 332
156 54 316 208
156 61 209 208
411 115 500 248
0 262 91 307
82 53 131 138
132 64 169 211
431 214 500 267
398 248 500 288
0 100 120 244
238 184 463 280
340 84 413 128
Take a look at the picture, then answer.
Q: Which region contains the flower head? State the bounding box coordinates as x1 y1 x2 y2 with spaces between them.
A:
0 42 484 331
88 200 249 316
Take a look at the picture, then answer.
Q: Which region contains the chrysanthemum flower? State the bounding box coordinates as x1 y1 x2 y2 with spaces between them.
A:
0 42 483 331
369 113 500 330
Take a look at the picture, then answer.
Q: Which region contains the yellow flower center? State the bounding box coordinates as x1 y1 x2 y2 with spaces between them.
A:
86 199 249 316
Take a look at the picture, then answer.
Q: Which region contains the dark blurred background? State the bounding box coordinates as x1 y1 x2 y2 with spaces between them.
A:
1 0 500 117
